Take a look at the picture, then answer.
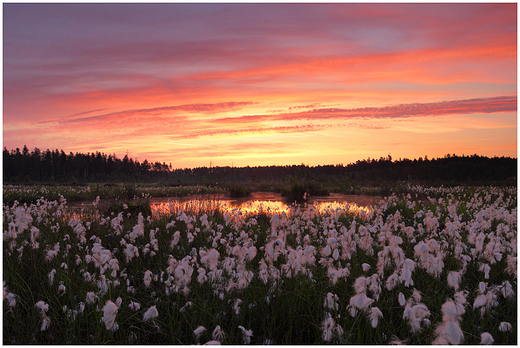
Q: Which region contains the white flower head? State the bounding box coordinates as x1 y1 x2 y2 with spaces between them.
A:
35 301 51 331
443 299 464 321
143 270 153 288
433 320 464 345
324 292 339 311
320 313 343 342
447 271 461 291
194 325 207 340
212 325 226 343
498 322 512 332
85 291 98 305
5 293 16 308
128 301 141 311
238 325 254 344
41 316 51 331
35 300 49 314
370 307 383 328
143 305 159 322
48 269 56 285
398 292 406 306
101 300 118 331
349 293 374 311
203 340 221 345
480 332 494 345
454 291 468 306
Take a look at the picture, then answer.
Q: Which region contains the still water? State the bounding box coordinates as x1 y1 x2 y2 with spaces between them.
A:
149 192 381 217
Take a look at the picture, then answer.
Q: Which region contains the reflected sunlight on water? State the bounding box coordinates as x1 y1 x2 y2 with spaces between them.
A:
149 192 379 218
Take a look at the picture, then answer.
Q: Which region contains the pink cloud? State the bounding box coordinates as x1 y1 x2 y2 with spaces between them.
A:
47 101 258 125
169 123 335 140
214 95 517 124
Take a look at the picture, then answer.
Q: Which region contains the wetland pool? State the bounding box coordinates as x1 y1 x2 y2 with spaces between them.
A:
149 192 381 216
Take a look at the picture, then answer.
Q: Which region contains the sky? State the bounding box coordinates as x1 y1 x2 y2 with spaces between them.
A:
3 2 517 169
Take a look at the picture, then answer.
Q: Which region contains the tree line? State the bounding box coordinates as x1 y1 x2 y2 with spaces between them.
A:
3 146 517 186
3 146 170 183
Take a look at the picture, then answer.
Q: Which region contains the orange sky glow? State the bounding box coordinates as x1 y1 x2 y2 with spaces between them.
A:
3 3 517 169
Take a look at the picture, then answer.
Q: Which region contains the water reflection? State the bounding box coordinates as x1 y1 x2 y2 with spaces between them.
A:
149 192 380 217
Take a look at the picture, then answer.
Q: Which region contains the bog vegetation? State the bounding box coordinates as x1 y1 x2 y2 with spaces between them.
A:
3 184 517 344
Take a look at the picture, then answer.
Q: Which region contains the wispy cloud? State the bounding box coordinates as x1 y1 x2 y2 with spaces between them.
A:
68 108 109 118
36 95 513 142
214 95 516 124
169 123 335 140
43 101 258 125
163 95 516 141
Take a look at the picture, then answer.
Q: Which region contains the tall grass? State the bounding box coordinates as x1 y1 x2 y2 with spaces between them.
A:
3 185 516 344
2 184 227 205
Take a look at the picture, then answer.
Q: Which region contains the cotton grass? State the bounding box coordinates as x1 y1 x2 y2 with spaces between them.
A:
2 184 517 344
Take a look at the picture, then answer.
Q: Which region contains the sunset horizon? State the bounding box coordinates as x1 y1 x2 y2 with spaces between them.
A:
3 3 517 169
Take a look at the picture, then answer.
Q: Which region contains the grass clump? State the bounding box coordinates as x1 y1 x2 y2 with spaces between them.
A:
229 185 251 198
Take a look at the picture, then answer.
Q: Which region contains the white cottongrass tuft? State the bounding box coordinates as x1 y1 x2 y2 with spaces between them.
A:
143 270 153 288
401 259 415 287
369 307 384 328
453 291 468 306
498 322 512 332
143 305 159 322
232 298 243 315
479 263 491 279
324 292 339 311
85 291 98 305
35 300 51 331
478 281 487 294
238 325 254 344
385 272 400 291
480 332 494 345
203 340 221 345
35 300 49 314
101 300 119 331
194 325 207 340
499 280 515 299
349 293 374 312
212 325 226 343
320 313 344 342
432 297 465 345
447 271 461 291
353 276 368 294
124 243 139 263
40 316 51 331
5 293 16 308
433 319 464 345
442 299 464 321
403 303 431 333
48 269 56 285
128 301 141 311
473 294 487 310
398 292 406 306
200 249 220 272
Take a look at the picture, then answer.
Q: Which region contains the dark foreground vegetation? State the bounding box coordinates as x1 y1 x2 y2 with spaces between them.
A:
3 185 517 344
3 146 516 190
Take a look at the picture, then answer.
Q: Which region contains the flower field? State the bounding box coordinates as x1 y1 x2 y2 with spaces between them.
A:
3 185 517 344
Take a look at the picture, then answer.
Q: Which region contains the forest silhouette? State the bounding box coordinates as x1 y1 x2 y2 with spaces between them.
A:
3 146 516 187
